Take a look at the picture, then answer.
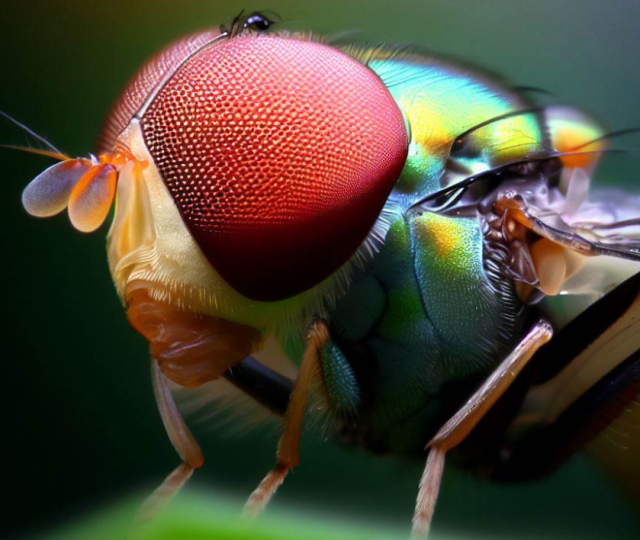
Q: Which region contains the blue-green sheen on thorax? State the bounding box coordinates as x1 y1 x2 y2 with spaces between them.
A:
367 54 543 207
317 53 537 453
327 206 523 453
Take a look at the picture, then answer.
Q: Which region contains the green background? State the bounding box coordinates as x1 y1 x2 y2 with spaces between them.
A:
2 1 640 539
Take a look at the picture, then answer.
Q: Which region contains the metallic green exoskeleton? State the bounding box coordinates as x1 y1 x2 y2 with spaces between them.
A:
314 50 539 455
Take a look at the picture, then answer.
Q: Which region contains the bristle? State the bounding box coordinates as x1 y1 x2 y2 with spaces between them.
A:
0 109 63 154
0 145 69 161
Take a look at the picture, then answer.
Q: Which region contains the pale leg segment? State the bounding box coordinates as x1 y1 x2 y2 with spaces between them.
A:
244 320 329 518
411 320 554 539
137 361 205 522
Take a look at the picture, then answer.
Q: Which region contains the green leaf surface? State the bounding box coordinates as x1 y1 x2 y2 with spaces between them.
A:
33 490 432 540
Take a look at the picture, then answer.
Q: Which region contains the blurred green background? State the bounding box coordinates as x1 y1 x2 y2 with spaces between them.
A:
2 1 640 539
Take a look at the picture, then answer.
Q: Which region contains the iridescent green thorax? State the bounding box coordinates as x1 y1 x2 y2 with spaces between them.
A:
367 55 543 205
410 211 508 367
310 47 545 453
326 205 523 453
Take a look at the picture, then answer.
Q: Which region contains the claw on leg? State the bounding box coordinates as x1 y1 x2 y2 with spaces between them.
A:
243 463 290 519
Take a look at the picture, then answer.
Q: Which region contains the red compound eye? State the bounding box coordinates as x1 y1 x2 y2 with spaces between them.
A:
141 35 408 301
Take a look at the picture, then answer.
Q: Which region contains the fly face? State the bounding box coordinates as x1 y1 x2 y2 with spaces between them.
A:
100 31 409 323
20 26 409 386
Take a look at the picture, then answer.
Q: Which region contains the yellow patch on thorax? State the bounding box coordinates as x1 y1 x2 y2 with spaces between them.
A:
423 213 467 257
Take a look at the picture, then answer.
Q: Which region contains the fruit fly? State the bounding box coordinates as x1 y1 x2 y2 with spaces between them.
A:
9 11 640 538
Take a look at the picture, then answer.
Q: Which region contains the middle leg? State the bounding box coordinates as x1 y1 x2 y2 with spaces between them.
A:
244 320 330 517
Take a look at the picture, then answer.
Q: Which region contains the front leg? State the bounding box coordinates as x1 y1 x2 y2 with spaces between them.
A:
126 287 262 519
412 319 553 539
137 361 204 521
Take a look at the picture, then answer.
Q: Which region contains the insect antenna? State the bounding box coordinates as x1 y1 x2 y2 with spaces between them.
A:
0 109 69 161
411 147 638 212
0 145 69 161
0 109 63 154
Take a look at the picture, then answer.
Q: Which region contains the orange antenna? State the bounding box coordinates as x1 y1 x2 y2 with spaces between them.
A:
0 109 67 158
0 144 69 162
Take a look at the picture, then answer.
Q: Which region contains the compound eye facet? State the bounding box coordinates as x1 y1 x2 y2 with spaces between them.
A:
98 29 222 153
141 36 408 301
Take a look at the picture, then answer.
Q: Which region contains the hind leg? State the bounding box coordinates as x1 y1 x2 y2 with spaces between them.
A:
412 320 553 538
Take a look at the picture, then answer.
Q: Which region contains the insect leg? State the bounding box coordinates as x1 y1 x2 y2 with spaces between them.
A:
125 287 263 520
411 319 553 539
485 272 640 481
244 320 330 518
490 347 640 481
137 361 204 521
